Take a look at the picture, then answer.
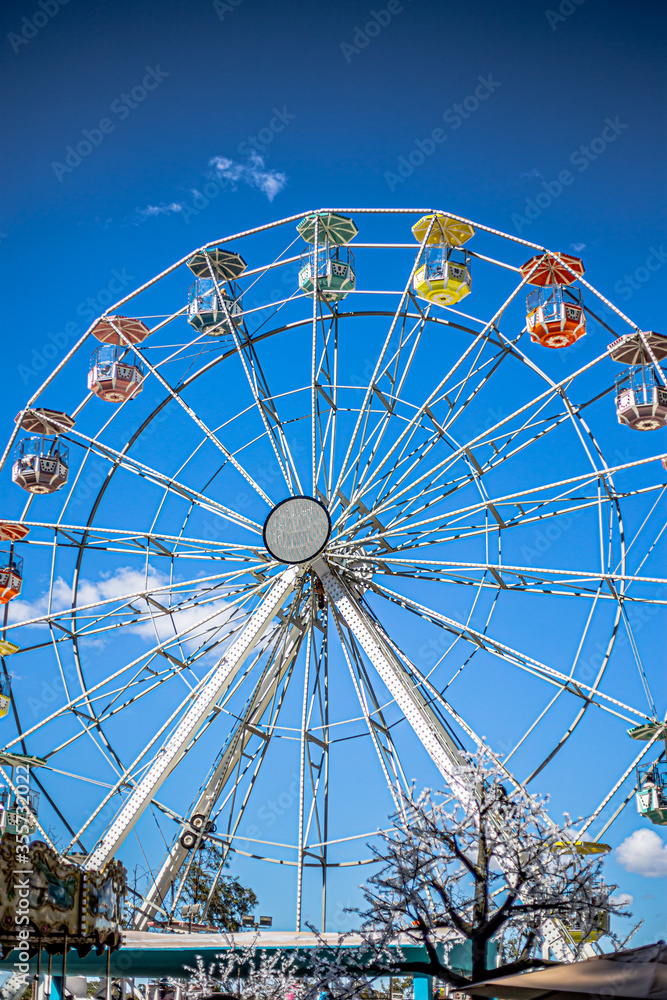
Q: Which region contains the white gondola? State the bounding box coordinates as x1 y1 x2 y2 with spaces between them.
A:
12 436 69 494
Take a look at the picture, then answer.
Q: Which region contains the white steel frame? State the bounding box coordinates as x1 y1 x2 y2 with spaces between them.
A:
0 208 664 955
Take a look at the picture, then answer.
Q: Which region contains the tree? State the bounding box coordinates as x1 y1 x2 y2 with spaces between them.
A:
177 841 257 931
176 938 316 1000
309 753 632 999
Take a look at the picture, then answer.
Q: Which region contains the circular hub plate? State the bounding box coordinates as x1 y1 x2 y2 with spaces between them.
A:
263 496 331 564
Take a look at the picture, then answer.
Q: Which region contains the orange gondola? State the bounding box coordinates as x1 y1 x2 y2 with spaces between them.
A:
520 252 585 286
521 252 586 349
0 553 22 605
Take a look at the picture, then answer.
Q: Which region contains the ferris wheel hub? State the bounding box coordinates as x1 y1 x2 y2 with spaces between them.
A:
263 495 331 564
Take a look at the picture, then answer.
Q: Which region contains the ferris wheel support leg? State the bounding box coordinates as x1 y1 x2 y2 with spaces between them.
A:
312 559 471 806
132 617 306 929
84 566 302 872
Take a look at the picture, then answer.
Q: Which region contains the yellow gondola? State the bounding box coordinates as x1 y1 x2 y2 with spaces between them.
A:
411 213 474 306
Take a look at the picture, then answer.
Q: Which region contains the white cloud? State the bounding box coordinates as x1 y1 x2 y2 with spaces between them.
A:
208 152 287 201
609 892 633 907
615 828 667 877
10 576 75 623
135 202 183 220
520 168 542 181
570 242 587 252
9 566 235 653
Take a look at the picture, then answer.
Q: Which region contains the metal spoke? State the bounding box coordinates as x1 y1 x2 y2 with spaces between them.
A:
3 574 275 752
60 421 263 534
370 580 648 724
105 317 275 506
331 215 439 503
345 452 665 551
344 264 551 515
330 606 409 812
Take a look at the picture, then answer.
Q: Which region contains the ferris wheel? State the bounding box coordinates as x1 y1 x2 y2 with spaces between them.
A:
0 208 665 937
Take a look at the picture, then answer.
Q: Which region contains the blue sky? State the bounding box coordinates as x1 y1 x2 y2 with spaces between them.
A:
0 0 666 948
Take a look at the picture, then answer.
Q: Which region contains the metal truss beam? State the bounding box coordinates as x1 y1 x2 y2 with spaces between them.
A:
85 566 301 870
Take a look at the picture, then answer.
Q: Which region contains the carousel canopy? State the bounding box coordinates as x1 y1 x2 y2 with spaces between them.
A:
0 838 126 957
14 408 75 434
608 330 667 365
411 213 475 247
187 248 247 280
520 251 585 286
297 212 358 245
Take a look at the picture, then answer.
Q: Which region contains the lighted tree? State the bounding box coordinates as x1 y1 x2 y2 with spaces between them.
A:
308 753 632 998
177 939 315 1000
